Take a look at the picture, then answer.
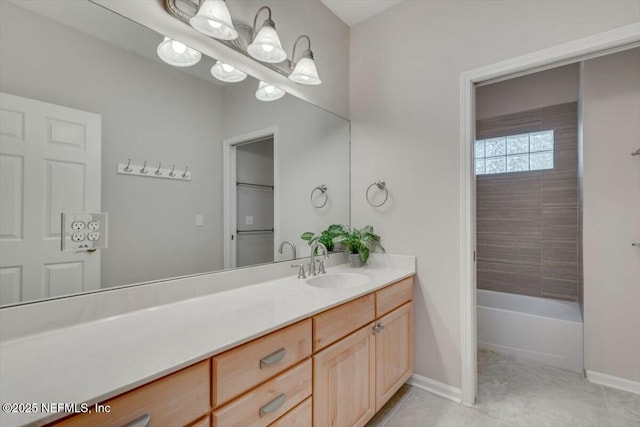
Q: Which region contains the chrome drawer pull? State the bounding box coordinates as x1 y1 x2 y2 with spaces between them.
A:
260 347 286 368
122 414 150 427
259 393 286 417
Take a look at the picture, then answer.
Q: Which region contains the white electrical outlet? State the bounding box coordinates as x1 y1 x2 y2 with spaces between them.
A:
245 216 254 225
62 213 108 251
195 215 203 226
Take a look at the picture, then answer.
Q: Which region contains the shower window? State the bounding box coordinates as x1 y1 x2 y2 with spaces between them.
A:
475 130 554 175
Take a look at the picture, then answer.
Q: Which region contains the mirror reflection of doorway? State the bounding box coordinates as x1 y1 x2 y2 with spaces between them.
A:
235 137 274 267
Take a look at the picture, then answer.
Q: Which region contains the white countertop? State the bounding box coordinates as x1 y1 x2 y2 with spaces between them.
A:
0 256 415 426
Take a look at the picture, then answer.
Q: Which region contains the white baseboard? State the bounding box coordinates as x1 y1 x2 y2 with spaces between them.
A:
407 373 462 403
586 370 640 395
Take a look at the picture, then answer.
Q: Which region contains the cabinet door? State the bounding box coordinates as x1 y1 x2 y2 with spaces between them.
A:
313 323 375 427
375 302 413 411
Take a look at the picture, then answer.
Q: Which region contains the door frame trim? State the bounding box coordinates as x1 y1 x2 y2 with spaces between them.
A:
459 23 640 406
223 126 279 269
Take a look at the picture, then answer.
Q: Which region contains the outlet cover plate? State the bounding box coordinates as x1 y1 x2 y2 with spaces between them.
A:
61 213 109 252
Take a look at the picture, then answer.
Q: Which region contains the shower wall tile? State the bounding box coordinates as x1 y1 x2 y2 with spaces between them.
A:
476 102 579 302
477 261 542 297
477 242 542 265
542 240 578 264
542 277 579 300
543 260 579 282
476 109 541 138
477 218 542 236
477 208 540 220
542 173 578 207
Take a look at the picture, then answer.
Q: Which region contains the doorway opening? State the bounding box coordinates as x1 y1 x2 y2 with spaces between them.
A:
459 25 640 405
223 128 277 269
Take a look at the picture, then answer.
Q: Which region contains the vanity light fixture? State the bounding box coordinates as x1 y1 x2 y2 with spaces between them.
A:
255 81 285 102
288 35 321 85
211 60 247 82
189 0 238 40
247 6 287 63
156 36 202 67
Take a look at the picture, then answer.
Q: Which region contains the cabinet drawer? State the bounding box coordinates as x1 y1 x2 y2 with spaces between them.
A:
212 319 312 407
375 277 413 317
188 415 211 427
269 397 311 427
212 359 312 427
313 293 375 351
53 360 210 427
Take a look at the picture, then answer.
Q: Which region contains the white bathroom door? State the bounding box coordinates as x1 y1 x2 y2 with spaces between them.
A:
0 92 102 304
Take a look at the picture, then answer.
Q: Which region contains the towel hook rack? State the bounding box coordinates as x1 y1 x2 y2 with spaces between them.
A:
310 185 328 208
366 180 389 207
117 160 191 181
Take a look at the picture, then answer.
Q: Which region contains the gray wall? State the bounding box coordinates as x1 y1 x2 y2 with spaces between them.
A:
222 78 350 261
476 64 580 120
476 103 580 301
0 3 225 288
583 48 640 382
350 0 639 388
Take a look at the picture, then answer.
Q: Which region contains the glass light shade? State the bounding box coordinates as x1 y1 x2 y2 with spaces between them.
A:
289 57 321 85
210 61 247 83
157 37 201 67
189 0 238 40
247 25 287 63
255 81 285 102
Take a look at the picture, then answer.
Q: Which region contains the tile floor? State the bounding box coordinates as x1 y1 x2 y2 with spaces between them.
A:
367 349 640 427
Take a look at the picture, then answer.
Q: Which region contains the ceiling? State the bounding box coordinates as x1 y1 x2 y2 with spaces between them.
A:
319 0 405 27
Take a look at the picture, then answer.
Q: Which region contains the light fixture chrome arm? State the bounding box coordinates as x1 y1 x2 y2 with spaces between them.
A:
291 35 313 69
252 6 273 41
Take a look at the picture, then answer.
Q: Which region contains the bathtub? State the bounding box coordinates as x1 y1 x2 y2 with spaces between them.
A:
477 289 584 372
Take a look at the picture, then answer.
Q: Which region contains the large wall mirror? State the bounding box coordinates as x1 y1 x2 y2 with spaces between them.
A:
0 0 350 307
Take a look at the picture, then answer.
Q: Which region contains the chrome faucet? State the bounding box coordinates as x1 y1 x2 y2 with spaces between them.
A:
278 241 297 260
308 242 329 276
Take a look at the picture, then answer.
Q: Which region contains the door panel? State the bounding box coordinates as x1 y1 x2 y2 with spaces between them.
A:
375 302 413 411
0 154 23 239
0 92 101 304
313 323 375 427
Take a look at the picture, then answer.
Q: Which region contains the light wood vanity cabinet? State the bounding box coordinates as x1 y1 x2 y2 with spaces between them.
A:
53 360 210 427
212 319 312 408
51 276 413 427
313 323 377 427
313 278 414 427
375 302 413 411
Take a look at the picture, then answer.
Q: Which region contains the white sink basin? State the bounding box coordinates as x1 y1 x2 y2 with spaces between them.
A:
306 273 370 289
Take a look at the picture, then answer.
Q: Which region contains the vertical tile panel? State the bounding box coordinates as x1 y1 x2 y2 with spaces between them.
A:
476 102 579 301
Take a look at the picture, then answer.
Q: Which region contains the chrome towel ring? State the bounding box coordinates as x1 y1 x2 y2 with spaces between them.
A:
366 180 389 207
311 185 328 208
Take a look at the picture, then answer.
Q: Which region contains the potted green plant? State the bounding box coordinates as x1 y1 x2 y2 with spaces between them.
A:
300 224 344 253
333 225 384 267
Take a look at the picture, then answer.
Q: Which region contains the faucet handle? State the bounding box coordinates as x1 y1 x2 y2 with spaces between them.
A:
291 264 306 279
318 259 326 274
